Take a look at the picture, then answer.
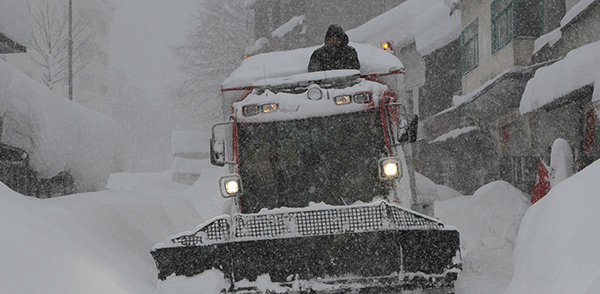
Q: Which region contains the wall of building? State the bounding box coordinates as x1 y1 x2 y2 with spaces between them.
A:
251 0 407 52
419 39 461 120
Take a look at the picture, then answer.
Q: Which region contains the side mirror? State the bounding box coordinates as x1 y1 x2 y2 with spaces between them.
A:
210 121 235 167
398 114 418 144
210 138 226 167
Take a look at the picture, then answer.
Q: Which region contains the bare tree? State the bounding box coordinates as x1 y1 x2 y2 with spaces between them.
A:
171 0 253 122
28 0 99 92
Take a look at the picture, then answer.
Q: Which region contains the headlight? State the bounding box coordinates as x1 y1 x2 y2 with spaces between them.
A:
334 95 352 105
307 86 323 100
219 174 243 198
262 103 278 113
353 92 372 104
379 157 402 180
225 180 239 194
243 105 260 117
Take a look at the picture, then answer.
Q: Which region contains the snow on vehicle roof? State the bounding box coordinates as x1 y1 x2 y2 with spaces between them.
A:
252 69 360 90
520 40 600 114
221 43 404 90
234 79 388 123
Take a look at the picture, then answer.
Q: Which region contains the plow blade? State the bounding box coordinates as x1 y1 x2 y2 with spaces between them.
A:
151 201 461 293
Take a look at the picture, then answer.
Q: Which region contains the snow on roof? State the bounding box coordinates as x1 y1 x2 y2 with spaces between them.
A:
346 0 438 49
171 131 209 154
453 67 522 107
271 15 305 38
533 28 562 54
222 43 404 89
520 40 600 114
429 126 479 143
413 0 461 56
561 0 598 27
535 0 598 54
0 59 125 191
0 0 30 47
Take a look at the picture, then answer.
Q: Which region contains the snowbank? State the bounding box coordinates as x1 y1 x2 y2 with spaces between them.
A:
179 166 230 222
434 181 530 293
222 43 404 89
0 0 30 47
0 59 125 191
435 181 530 258
520 40 600 114
413 0 461 56
505 159 600 294
346 0 437 48
0 172 202 294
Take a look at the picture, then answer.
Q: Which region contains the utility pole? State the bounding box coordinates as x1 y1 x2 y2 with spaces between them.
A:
68 0 73 101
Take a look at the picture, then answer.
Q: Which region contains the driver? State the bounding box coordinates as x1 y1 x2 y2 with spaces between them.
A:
308 24 360 72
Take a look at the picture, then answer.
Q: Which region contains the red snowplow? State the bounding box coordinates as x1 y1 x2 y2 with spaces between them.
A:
152 44 461 293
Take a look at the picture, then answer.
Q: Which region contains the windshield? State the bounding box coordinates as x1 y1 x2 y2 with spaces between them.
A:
237 109 389 213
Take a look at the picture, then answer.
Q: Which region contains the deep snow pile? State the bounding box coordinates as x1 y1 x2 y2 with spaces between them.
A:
0 59 125 191
505 159 600 294
436 182 530 265
435 181 531 294
0 172 201 294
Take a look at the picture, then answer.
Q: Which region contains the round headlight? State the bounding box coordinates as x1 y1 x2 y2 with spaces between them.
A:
383 162 398 177
307 87 322 100
225 180 239 194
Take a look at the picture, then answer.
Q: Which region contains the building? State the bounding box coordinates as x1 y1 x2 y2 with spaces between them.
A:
2 0 114 116
418 0 600 196
246 0 408 54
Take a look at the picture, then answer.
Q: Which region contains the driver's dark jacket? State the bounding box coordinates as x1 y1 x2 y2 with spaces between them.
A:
308 25 360 72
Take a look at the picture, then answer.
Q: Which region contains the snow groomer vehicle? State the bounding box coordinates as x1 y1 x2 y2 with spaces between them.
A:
152 43 461 293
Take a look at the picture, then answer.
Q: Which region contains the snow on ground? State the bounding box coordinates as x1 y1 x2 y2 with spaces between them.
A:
505 159 600 294
520 40 600 114
0 161 532 294
435 181 531 294
0 172 200 294
0 59 125 191
4 157 600 294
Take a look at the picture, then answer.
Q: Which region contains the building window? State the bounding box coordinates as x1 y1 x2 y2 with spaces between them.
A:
461 18 479 75
492 0 544 53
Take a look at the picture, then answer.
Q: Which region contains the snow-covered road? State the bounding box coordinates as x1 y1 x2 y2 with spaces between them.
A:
3 160 600 293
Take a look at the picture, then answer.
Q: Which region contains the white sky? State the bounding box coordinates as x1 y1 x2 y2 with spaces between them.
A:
109 0 197 102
